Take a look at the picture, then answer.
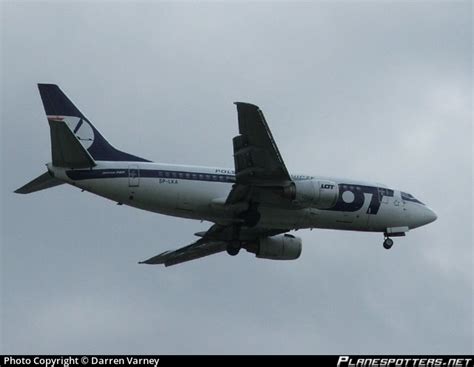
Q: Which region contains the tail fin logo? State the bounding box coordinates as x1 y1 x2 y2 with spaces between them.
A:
63 116 95 149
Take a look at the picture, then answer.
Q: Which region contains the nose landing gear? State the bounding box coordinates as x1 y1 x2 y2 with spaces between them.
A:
383 237 394 250
382 230 406 249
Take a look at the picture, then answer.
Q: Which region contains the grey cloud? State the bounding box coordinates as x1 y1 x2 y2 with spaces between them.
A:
1 1 472 354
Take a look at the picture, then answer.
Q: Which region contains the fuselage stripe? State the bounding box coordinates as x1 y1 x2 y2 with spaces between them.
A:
66 168 237 183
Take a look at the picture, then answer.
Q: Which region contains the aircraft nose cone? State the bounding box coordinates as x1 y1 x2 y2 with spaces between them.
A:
424 207 437 224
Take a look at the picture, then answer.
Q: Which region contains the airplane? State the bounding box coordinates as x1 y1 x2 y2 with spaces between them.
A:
15 84 437 266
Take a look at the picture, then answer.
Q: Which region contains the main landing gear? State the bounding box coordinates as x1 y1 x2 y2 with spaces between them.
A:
383 237 394 250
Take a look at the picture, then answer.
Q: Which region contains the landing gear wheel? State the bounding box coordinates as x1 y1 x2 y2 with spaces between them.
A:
226 244 241 256
383 238 394 250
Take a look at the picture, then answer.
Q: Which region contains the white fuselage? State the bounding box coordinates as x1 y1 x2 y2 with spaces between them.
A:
48 161 434 233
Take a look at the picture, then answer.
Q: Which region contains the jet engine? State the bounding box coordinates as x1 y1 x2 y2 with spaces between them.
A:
283 179 339 209
254 234 302 260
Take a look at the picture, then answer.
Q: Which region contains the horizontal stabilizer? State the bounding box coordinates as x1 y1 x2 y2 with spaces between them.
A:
15 172 64 194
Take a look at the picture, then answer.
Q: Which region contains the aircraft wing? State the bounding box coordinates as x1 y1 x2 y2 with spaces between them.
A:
139 239 227 267
232 102 291 185
140 224 230 267
140 103 293 267
139 224 287 266
227 102 292 205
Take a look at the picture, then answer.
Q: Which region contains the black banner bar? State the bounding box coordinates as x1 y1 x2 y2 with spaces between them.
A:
1 356 473 367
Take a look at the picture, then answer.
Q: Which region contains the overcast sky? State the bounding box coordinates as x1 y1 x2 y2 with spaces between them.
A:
1 0 472 354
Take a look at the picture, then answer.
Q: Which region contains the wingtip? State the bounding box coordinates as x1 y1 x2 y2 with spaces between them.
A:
139 260 165 266
138 252 169 265
138 257 163 265
14 186 28 194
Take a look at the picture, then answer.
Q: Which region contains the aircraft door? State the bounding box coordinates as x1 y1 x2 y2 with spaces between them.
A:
128 165 140 187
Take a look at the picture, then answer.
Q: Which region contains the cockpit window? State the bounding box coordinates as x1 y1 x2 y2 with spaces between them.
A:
401 192 424 205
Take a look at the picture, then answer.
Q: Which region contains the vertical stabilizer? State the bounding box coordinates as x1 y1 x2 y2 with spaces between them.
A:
38 84 149 165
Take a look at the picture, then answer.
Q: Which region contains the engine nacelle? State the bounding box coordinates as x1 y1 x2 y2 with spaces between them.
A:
256 234 302 260
283 179 339 209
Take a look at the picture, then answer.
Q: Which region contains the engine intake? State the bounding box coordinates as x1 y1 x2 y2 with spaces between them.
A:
255 234 302 260
283 179 338 209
